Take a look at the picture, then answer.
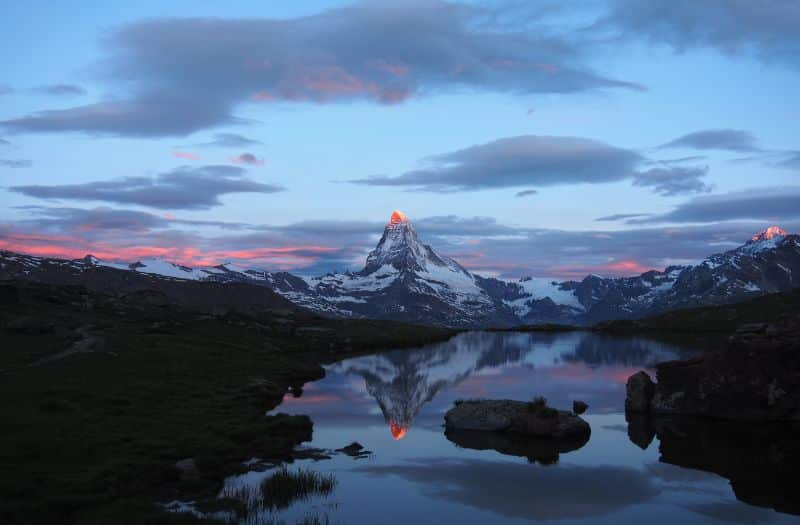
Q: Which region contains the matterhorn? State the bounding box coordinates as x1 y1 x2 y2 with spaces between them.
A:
1 214 798 328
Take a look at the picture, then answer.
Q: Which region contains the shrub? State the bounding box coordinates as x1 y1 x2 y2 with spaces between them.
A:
526 396 548 413
260 467 337 510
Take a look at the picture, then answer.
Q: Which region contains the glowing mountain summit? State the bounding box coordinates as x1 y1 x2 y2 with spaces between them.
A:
389 210 408 225
362 210 467 277
751 225 787 242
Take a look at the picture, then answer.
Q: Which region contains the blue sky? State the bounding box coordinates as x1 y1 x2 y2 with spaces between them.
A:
1 0 798 278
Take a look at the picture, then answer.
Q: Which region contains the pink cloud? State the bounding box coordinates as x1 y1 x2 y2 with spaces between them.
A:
279 65 410 104
0 230 340 271
230 153 265 166
548 259 655 279
367 59 410 77
173 150 202 160
252 90 275 101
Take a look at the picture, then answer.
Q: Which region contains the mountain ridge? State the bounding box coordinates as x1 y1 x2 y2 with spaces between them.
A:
1 213 798 328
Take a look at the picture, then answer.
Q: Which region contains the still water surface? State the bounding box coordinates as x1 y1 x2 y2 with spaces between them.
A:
223 331 799 524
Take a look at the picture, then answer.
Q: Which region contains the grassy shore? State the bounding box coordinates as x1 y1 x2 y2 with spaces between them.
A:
594 288 800 335
0 280 454 524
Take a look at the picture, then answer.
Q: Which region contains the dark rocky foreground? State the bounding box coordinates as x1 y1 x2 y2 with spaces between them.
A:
625 315 800 420
0 279 455 525
626 414 800 515
444 399 591 440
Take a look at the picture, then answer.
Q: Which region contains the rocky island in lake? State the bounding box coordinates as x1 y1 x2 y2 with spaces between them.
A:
445 397 591 440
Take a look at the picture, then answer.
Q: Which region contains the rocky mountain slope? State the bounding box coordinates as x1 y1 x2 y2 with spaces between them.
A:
1 214 798 328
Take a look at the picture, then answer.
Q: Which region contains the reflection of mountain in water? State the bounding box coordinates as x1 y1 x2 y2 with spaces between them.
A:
562 336 689 368
330 332 683 439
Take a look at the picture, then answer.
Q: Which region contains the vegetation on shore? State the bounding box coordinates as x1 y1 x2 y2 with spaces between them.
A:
260 467 337 510
594 288 800 335
0 279 454 524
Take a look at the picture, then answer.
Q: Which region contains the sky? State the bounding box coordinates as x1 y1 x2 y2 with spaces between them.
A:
1 0 799 279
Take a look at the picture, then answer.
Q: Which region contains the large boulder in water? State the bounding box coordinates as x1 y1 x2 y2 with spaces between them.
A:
444 399 590 440
625 371 655 413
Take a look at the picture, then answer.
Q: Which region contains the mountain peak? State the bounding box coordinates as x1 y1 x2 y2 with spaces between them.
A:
751 225 787 243
363 211 426 273
389 210 409 225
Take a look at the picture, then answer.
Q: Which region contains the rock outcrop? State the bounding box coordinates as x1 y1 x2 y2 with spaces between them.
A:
625 316 800 421
444 399 590 440
624 372 655 413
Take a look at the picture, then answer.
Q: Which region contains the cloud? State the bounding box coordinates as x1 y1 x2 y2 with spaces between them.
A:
10 164 284 210
0 2 639 137
350 135 644 192
0 206 355 271
2 206 795 279
648 155 708 165
1 159 32 168
0 96 235 137
416 215 518 237
16 206 169 232
634 187 800 224
632 166 711 196
0 138 10 146
30 84 87 96
351 134 714 196
190 132 262 148
515 189 538 197
660 129 760 152
600 0 800 68
231 152 264 166
775 151 800 170
594 213 650 222
172 150 202 160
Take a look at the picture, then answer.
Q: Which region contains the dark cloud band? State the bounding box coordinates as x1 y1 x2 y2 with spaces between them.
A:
10 165 283 210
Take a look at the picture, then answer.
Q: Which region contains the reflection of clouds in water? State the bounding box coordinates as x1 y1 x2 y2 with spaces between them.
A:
684 501 785 524
646 461 722 484
358 458 659 521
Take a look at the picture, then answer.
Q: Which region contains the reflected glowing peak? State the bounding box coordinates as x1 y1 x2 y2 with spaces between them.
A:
389 210 408 225
390 423 408 440
751 225 787 242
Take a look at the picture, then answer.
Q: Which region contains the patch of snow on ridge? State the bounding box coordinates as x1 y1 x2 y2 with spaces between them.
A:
518 277 583 310
129 259 203 280
418 263 488 302
313 264 400 293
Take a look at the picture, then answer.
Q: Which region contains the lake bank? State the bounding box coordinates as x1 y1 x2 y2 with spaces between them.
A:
0 279 455 524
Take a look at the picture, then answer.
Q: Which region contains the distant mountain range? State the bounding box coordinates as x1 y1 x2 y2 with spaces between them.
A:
1 213 798 328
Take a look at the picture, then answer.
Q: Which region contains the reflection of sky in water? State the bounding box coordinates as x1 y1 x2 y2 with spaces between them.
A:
233 332 798 525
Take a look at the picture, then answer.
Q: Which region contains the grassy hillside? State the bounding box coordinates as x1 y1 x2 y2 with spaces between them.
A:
0 280 454 524
595 288 800 334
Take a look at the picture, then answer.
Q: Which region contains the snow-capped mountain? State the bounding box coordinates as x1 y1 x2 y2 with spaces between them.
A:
278 211 515 327
1 215 798 328
552 225 800 324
